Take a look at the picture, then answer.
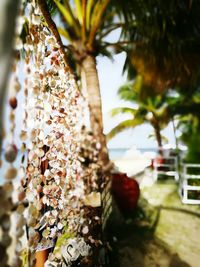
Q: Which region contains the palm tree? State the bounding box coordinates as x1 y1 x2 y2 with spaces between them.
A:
107 76 170 152
122 0 200 93
38 0 133 165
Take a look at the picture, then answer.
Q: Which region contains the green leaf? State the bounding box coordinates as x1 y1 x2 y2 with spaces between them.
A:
107 118 143 140
53 0 80 37
58 27 71 41
86 0 95 30
110 107 137 117
118 84 136 102
53 230 74 254
74 0 82 23
53 0 74 26
89 0 110 47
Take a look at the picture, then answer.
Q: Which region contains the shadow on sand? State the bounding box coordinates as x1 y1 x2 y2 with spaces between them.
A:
106 198 194 267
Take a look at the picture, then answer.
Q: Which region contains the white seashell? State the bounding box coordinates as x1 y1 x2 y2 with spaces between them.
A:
26 190 35 202
82 226 89 235
83 192 101 207
32 14 41 25
57 222 63 230
35 148 45 158
15 37 23 50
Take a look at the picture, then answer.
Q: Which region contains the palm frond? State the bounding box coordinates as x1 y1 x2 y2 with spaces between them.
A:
86 0 95 30
53 0 80 36
107 118 143 140
117 84 136 102
88 0 110 48
58 27 72 41
110 107 137 117
74 0 82 24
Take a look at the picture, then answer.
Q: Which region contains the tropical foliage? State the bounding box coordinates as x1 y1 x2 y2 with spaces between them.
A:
107 76 170 149
122 0 200 93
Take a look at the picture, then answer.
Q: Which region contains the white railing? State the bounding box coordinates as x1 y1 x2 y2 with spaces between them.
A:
153 156 179 182
180 163 200 204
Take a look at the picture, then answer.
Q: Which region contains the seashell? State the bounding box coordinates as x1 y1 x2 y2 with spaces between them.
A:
38 132 45 142
32 85 40 95
16 216 26 228
27 217 37 227
3 182 13 197
14 79 21 92
30 129 37 141
42 228 50 238
50 80 56 87
36 201 43 211
28 231 40 247
16 204 25 214
1 234 12 247
21 142 26 153
83 192 101 208
4 144 18 163
82 225 89 235
5 167 18 180
35 148 45 158
57 222 63 230
27 165 35 173
9 111 15 122
28 204 39 217
18 190 26 202
1 214 11 231
10 123 16 133
20 130 27 141
16 227 24 238
9 96 17 109
49 217 56 226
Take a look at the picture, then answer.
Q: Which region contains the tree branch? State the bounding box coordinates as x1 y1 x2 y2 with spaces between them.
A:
38 0 73 74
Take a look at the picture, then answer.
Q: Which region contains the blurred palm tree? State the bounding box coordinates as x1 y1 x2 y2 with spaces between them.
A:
107 76 169 151
122 0 200 93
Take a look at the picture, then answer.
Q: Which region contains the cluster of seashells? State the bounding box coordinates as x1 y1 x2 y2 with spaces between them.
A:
1 55 23 266
19 2 86 264
1 1 105 266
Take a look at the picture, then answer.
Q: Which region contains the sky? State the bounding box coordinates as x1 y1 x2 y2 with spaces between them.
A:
97 52 176 149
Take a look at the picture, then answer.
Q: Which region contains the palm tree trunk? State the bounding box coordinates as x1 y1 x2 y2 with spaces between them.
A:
172 117 178 150
154 122 163 155
81 55 109 165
